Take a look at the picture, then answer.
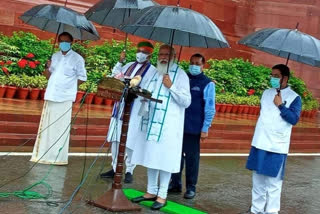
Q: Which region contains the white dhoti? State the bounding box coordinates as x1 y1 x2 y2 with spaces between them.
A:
251 166 283 214
30 100 72 165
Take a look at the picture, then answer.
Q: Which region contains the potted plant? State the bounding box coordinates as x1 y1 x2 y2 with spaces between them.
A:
216 94 227 113
81 81 95 104
310 100 319 118
230 95 240 114
0 75 8 98
16 74 30 99
5 74 19 98
92 83 103 105
77 82 87 103
241 97 250 114
215 94 223 112
29 75 40 100
38 75 47 100
225 94 233 113
237 97 245 114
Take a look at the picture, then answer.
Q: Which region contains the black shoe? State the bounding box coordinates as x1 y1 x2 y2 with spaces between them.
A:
124 172 133 183
184 190 196 199
100 169 115 179
168 182 182 193
131 196 157 203
151 201 167 210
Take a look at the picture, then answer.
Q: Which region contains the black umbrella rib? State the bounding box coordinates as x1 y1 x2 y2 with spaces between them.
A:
41 18 51 31
148 25 157 41
101 8 114 26
204 35 209 49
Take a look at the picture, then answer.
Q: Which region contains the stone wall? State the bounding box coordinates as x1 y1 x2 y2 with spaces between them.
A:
1 0 320 98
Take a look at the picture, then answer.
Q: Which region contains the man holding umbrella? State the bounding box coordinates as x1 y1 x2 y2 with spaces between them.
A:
100 41 157 183
30 32 87 165
243 64 302 214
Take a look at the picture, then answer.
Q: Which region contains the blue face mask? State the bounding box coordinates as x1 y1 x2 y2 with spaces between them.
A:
59 42 71 52
189 65 202 76
270 77 281 88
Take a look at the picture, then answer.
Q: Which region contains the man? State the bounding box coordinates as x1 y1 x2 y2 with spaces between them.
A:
242 64 302 214
30 32 87 165
169 53 216 199
100 41 157 183
130 45 191 210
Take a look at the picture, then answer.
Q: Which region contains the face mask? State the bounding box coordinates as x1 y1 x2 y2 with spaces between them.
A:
189 65 202 76
270 77 281 88
59 42 71 52
136 52 149 63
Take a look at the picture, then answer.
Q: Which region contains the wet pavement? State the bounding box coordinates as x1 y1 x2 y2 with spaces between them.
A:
0 156 319 214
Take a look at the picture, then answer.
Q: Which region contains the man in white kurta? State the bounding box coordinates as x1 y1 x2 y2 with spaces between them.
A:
100 41 157 183
30 32 87 165
130 45 191 210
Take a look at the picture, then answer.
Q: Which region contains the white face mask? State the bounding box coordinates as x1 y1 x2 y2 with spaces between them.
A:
136 52 149 63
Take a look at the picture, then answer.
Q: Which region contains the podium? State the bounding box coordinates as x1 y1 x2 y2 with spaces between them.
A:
88 78 161 212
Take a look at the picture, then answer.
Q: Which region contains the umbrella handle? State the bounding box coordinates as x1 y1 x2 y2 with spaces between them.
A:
166 30 176 74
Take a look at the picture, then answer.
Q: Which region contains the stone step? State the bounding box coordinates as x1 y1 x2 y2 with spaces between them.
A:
0 134 319 152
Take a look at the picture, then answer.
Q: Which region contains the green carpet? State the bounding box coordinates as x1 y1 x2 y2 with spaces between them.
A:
123 188 207 214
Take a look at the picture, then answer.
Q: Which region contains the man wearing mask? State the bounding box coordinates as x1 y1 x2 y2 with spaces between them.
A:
130 44 191 210
30 32 87 165
100 41 157 183
169 53 216 199
241 64 302 214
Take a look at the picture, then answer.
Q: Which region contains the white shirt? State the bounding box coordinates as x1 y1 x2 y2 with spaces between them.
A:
45 50 87 102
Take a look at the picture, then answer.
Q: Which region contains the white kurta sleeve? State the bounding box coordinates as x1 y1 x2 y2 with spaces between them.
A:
111 62 135 77
111 62 124 76
169 69 191 108
76 58 87 81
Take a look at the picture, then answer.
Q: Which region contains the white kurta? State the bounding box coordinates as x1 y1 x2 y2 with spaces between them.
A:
107 61 158 150
129 64 191 173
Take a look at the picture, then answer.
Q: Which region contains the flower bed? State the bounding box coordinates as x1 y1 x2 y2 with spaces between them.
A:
0 31 319 114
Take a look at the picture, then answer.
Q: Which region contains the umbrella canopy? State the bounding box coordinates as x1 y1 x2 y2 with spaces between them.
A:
239 28 320 68
20 4 100 41
85 0 159 28
119 5 229 48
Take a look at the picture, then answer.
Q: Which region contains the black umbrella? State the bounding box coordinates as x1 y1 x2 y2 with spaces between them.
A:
239 25 320 68
120 5 229 48
85 0 158 48
20 3 100 53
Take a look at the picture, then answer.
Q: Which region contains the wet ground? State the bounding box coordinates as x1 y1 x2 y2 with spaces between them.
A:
0 156 319 214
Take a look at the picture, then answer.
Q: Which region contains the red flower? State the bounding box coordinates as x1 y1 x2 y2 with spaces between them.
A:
6 60 12 65
26 53 35 58
247 89 255 96
34 60 41 65
28 61 37 69
0 61 4 66
2 67 9 75
303 91 308 97
18 59 28 68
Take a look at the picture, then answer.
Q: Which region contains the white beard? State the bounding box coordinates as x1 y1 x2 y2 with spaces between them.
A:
156 60 174 75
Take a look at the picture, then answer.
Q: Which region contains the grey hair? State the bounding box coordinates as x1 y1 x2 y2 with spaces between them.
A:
159 44 176 57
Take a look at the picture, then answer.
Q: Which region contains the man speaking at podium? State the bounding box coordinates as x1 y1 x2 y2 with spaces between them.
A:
100 41 157 183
